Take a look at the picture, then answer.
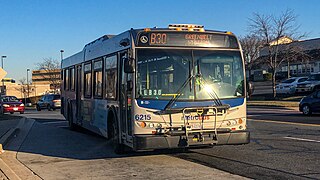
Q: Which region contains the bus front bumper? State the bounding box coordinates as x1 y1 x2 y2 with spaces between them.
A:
133 130 250 151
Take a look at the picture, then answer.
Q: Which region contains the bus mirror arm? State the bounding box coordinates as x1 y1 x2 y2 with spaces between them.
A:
127 80 133 91
124 57 135 73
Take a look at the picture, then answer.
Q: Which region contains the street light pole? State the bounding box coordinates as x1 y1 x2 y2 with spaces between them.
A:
60 50 64 61
27 68 30 99
1 55 7 95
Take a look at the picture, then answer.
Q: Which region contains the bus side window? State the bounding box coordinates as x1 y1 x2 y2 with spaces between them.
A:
84 63 92 98
105 55 117 99
70 67 75 91
65 69 69 91
94 59 103 98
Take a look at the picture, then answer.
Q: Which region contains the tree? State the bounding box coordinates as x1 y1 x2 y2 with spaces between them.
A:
239 35 263 80
35 58 61 93
249 9 306 97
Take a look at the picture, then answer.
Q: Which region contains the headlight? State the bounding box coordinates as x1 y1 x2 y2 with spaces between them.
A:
20 104 25 107
3 104 9 107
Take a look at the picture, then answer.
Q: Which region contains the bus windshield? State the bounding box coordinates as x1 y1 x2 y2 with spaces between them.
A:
136 49 244 100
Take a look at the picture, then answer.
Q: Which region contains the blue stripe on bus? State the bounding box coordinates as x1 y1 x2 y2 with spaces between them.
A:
136 98 244 110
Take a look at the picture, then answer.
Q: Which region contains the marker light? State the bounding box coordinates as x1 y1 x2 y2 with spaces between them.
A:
144 28 151 32
138 122 146 128
238 118 243 124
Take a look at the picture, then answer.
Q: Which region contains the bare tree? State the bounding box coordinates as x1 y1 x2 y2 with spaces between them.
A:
249 9 306 97
239 35 263 79
35 58 61 93
14 78 27 98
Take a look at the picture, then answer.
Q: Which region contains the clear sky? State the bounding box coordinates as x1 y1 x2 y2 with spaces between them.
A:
0 0 319 82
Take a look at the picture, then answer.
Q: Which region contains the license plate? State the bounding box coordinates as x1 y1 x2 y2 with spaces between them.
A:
13 107 18 111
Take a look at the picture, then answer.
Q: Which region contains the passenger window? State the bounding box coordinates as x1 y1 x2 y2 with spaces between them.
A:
70 67 75 91
105 55 117 99
94 60 103 98
84 63 92 97
65 69 69 90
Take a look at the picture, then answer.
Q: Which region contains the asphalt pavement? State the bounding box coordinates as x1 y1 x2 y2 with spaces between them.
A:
0 110 248 180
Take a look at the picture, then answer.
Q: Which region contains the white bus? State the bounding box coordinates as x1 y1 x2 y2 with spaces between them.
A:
61 24 249 153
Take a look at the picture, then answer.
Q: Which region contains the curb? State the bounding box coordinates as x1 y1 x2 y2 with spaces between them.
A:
0 118 40 180
0 118 24 155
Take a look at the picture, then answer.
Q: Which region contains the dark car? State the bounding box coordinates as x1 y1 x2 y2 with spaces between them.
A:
299 90 320 115
36 94 61 111
0 96 25 114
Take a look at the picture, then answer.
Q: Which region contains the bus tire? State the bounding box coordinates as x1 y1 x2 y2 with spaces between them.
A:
108 113 125 154
67 105 76 130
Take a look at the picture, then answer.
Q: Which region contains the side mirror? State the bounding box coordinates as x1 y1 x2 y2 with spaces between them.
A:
124 58 135 73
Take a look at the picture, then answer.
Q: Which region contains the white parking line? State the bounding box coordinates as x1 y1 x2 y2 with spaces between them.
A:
284 137 320 143
248 119 320 127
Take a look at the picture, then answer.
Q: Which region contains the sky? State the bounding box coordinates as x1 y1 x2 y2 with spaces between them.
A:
0 0 319 81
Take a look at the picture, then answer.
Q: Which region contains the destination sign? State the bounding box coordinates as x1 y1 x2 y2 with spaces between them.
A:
137 32 239 48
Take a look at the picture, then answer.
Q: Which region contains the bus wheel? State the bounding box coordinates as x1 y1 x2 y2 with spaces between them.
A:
68 107 76 130
110 119 125 154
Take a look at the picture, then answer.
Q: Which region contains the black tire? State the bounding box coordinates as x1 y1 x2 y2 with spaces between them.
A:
302 104 312 115
47 105 52 111
67 105 76 130
20 111 24 114
314 86 320 92
36 105 41 111
10 112 14 114
109 115 125 154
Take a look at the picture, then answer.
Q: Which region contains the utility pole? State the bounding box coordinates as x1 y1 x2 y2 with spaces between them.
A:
1 56 7 95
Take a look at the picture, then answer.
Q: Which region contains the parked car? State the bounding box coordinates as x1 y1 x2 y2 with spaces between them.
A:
296 73 320 93
0 96 25 114
276 77 308 94
36 94 61 111
299 90 320 115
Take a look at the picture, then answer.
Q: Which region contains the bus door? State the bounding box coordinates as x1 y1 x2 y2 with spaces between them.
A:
76 65 82 125
119 51 133 145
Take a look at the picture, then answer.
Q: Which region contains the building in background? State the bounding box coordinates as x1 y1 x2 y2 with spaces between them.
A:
253 37 320 81
32 69 61 93
1 78 51 99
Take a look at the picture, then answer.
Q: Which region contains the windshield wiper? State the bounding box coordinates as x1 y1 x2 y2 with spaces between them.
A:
163 74 193 111
196 59 223 106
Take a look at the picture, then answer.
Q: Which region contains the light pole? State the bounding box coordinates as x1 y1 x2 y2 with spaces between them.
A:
1 55 7 95
27 68 30 99
60 50 64 61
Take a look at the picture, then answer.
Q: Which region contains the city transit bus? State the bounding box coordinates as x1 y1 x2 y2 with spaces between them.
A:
61 24 250 153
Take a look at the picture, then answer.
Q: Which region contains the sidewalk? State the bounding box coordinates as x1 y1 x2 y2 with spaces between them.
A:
0 117 22 180
0 117 21 154
0 117 40 180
